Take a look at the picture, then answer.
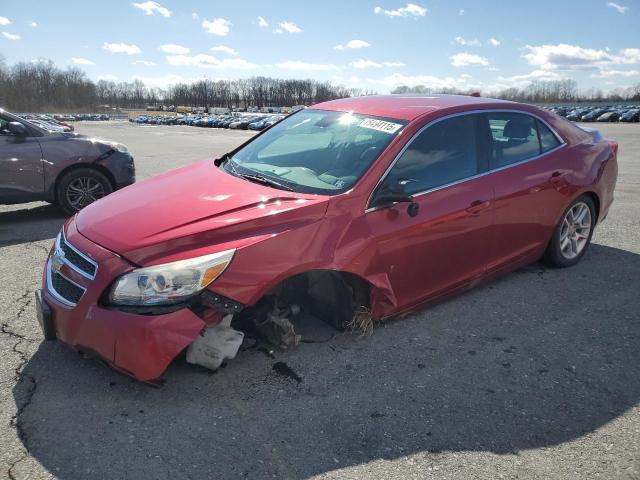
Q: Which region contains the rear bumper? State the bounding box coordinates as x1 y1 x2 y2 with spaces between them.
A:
40 220 204 382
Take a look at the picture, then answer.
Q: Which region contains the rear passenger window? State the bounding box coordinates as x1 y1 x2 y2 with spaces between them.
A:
537 120 561 152
382 114 478 195
486 113 539 169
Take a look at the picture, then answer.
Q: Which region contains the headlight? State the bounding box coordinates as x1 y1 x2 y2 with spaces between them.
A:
112 143 129 153
108 249 235 306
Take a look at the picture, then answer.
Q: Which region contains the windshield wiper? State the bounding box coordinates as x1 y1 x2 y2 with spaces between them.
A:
237 172 294 191
224 157 294 191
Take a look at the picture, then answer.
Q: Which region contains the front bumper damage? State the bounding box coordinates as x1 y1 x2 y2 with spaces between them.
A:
40 220 247 383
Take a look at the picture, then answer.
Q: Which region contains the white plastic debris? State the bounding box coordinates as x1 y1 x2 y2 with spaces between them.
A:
186 314 244 371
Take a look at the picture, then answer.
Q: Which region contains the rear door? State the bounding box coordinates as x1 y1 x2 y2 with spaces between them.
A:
479 111 566 272
0 114 45 202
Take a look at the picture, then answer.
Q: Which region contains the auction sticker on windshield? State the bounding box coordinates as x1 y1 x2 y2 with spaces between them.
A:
359 118 403 134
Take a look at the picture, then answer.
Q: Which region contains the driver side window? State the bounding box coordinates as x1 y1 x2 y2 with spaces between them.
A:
0 115 27 137
380 114 479 196
0 116 11 136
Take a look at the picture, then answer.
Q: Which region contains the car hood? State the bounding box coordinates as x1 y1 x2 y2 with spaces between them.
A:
75 160 330 266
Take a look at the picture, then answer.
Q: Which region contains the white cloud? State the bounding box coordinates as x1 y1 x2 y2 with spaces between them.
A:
97 74 119 81
159 44 190 54
455 36 481 47
276 61 338 71
496 70 567 89
274 21 302 33
132 1 171 17
350 59 406 69
166 54 257 69
458 9 465 15
521 43 640 72
2 32 20 40
451 52 489 67
29 21 38 27
335 39 371 50
606 2 628 13
132 60 157 66
374 3 427 18
523 44 612 70
72 57 95 65
191 12 199 20
202 18 232 36
488 37 501 47
591 69 640 78
210 45 238 55
369 73 480 91
103 42 142 55
257 16 269 27
0 16 10 25
619 48 640 64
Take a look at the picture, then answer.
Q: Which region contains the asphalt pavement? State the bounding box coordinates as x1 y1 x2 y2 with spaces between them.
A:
1 121 638 479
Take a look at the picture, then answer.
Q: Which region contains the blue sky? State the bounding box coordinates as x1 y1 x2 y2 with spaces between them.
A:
1 0 639 93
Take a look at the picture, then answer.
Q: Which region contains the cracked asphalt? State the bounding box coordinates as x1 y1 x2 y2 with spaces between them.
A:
1 121 638 479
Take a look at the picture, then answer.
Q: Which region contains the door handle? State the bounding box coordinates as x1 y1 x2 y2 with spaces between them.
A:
465 200 490 215
550 171 564 184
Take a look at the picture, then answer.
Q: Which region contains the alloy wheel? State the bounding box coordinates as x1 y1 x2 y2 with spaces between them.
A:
559 201 592 260
66 177 105 210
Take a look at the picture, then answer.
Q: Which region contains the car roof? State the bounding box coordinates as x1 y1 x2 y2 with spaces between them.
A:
312 94 517 121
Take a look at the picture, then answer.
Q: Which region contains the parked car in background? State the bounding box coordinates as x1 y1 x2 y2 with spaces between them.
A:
0 107 135 214
36 95 617 382
581 109 609 122
596 111 620 122
620 109 640 122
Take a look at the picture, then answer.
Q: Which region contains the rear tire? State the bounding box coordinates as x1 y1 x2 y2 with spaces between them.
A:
544 195 596 268
56 168 113 216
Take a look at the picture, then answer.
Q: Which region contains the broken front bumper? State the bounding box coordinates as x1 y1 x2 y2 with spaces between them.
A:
40 221 207 382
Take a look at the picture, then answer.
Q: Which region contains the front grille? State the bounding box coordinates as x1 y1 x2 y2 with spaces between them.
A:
51 268 85 304
60 239 97 278
57 232 98 280
47 260 86 307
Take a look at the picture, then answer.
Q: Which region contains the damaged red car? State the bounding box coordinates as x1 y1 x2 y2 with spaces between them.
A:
36 95 618 382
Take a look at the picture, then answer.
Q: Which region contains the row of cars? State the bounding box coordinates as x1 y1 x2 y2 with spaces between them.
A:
130 113 285 131
16 113 112 132
546 105 640 122
19 114 76 132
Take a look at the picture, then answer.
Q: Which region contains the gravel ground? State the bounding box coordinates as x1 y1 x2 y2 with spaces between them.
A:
1 121 638 480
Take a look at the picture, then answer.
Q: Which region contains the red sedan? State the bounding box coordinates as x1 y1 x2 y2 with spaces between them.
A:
37 95 618 382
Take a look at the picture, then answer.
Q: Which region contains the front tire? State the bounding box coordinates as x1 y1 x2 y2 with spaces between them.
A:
544 195 596 268
56 168 113 216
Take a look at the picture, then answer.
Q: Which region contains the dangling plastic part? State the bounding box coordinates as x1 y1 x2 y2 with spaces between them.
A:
186 314 244 371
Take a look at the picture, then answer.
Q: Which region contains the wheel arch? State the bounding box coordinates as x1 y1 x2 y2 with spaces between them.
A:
582 190 601 224
244 268 373 329
51 163 117 201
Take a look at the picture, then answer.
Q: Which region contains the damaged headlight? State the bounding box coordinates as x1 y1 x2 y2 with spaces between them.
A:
108 249 235 306
111 143 129 153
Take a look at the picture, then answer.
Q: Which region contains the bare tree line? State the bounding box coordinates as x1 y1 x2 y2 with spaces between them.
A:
0 58 358 112
392 79 640 103
2 56 639 113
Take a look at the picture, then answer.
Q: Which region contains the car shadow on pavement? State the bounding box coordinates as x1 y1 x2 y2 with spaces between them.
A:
0 204 67 247
13 243 640 479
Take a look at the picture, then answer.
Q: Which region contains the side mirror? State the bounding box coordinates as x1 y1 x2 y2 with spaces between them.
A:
8 122 28 137
371 178 420 217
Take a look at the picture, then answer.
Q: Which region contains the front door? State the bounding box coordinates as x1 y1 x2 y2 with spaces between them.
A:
366 113 494 311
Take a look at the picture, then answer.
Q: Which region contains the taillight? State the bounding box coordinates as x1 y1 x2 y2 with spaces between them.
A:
607 140 618 156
